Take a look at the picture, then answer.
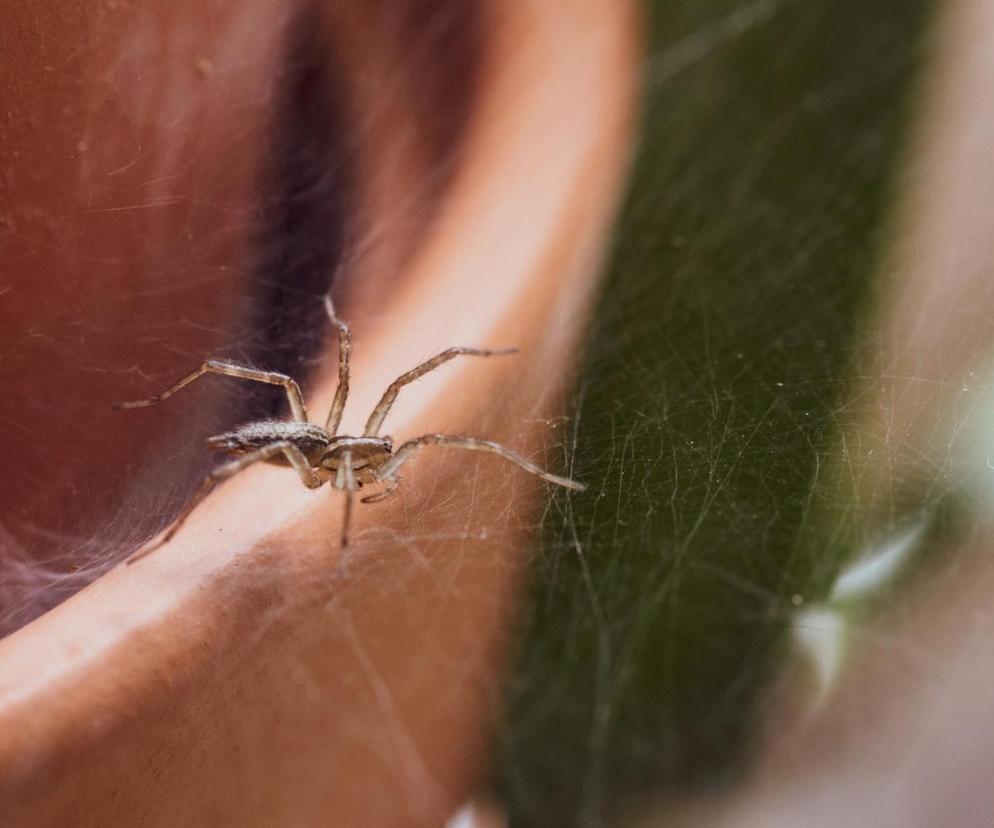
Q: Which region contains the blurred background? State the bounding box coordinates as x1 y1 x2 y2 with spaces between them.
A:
497 0 994 825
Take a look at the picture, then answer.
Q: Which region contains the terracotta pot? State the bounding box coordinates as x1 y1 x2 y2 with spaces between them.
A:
0 1 639 825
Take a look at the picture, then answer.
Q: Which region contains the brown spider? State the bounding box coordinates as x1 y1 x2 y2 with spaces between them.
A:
115 297 585 562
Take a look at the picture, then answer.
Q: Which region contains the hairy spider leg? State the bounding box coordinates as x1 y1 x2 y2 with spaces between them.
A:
336 450 357 547
363 347 519 437
360 476 400 504
113 359 309 423
377 434 586 491
126 441 321 564
323 296 351 435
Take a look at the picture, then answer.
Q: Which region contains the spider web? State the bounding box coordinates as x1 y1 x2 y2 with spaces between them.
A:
1 0 970 826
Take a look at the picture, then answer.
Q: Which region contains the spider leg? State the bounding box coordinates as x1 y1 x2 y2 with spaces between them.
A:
377 434 586 491
127 441 322 564
363 347 518 437
323 296 351 435
113 360 309 423
339 450 357 548
360 475 401 504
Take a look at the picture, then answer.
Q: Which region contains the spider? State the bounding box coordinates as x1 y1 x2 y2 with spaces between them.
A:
115 297 585 562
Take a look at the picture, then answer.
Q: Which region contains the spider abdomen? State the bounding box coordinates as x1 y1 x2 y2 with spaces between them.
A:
207 420 331 463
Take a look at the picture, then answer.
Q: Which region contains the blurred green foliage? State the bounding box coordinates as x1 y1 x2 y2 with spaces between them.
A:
497 1 932 824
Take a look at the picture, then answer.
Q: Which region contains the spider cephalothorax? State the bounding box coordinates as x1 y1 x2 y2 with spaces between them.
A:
115 297 584 562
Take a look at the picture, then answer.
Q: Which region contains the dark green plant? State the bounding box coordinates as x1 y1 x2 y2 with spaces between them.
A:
497 1 933 824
